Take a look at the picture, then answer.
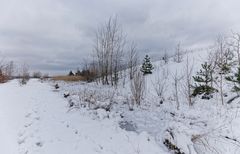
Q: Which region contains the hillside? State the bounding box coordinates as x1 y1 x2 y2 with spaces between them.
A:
1 49 240 154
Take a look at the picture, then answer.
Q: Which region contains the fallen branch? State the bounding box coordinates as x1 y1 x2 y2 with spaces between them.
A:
227 95 240 104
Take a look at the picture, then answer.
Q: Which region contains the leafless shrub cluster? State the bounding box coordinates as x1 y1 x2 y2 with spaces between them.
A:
229 31 240 66
78 87 115 111
182 56 194 106
130 71 145 106
128 42 139 80
152 66 168 104
162 50 169 64
93 16 125 86
172 71 184 110
0 60 14 83
173 43 184 63
19 63 30 85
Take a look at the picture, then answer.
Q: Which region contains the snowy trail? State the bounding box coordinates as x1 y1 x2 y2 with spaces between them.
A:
0 80 35 154
0 80 165 154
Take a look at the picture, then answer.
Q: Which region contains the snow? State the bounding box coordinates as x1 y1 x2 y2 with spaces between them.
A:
0 79 165 154
2 50 240 153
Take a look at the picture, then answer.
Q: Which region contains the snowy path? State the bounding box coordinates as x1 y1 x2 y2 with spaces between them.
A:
0 80 165 154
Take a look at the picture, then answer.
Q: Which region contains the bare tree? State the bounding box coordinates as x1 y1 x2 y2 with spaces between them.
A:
229 31 240 66
128 42 138 80
162 50 169 64
182 55 194 106
152 66 168 104
172 71 184 110
173 43 183 63
0 60 15 82
214 35 233 105
4 61 14 79
0 59 7 83
207 50 218 89
216 36 226 105
93 16 125 86
130 71 145 106
19 63 30 85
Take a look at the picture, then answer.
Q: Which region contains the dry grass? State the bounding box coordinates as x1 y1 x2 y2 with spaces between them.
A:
0 75 8 83
51 75 85 82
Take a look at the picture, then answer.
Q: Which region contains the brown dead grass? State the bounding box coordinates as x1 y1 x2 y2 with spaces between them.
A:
0 75 8 83
51 75 85 82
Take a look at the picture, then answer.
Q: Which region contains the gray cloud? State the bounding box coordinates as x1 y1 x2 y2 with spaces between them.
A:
0 0 240 74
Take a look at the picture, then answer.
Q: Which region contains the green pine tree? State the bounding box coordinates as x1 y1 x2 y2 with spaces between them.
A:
226 67 240 92
141 55 154 75
192 62 216 97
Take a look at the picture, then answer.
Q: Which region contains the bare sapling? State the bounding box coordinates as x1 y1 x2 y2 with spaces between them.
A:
214 35 233 105
182 55 194 106
19 63 30 85
128 42 138 80
172 71 184 110
130 70 145 106
229 31 240 66
173 43 183 63
152 66 168 105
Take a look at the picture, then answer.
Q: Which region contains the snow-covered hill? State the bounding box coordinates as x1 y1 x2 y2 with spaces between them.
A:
55 49 240 154
1 49 240 154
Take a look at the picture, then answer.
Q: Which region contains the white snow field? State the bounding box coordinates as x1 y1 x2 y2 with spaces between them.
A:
0 79 165 154
2 50 240 154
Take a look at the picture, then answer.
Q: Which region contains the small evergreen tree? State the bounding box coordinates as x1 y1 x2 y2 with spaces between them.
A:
216 48 234 75
192 62 216 97
69 70 74 76
226 67 240 93
141 55 154 75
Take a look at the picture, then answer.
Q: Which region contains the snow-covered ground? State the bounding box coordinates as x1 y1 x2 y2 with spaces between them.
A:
2 50 240 154
0 79 165 154
53 50 240 154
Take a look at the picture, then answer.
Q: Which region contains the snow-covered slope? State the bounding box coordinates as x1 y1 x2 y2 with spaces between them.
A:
55 49 240 154
2 49 240 154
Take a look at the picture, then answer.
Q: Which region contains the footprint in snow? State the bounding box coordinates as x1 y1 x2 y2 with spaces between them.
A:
17 136 27 145
25 113 32 118
24 122 33 128
34 116 40 121
19 148 28 154
36 141 43 147
18 130 26 137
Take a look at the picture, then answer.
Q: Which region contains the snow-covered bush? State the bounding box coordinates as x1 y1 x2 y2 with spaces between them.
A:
78 87 115 111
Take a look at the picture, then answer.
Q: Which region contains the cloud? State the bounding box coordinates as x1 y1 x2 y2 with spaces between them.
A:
0 0 240 74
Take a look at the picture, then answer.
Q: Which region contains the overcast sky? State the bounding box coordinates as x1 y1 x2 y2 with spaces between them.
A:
0 0 240 75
